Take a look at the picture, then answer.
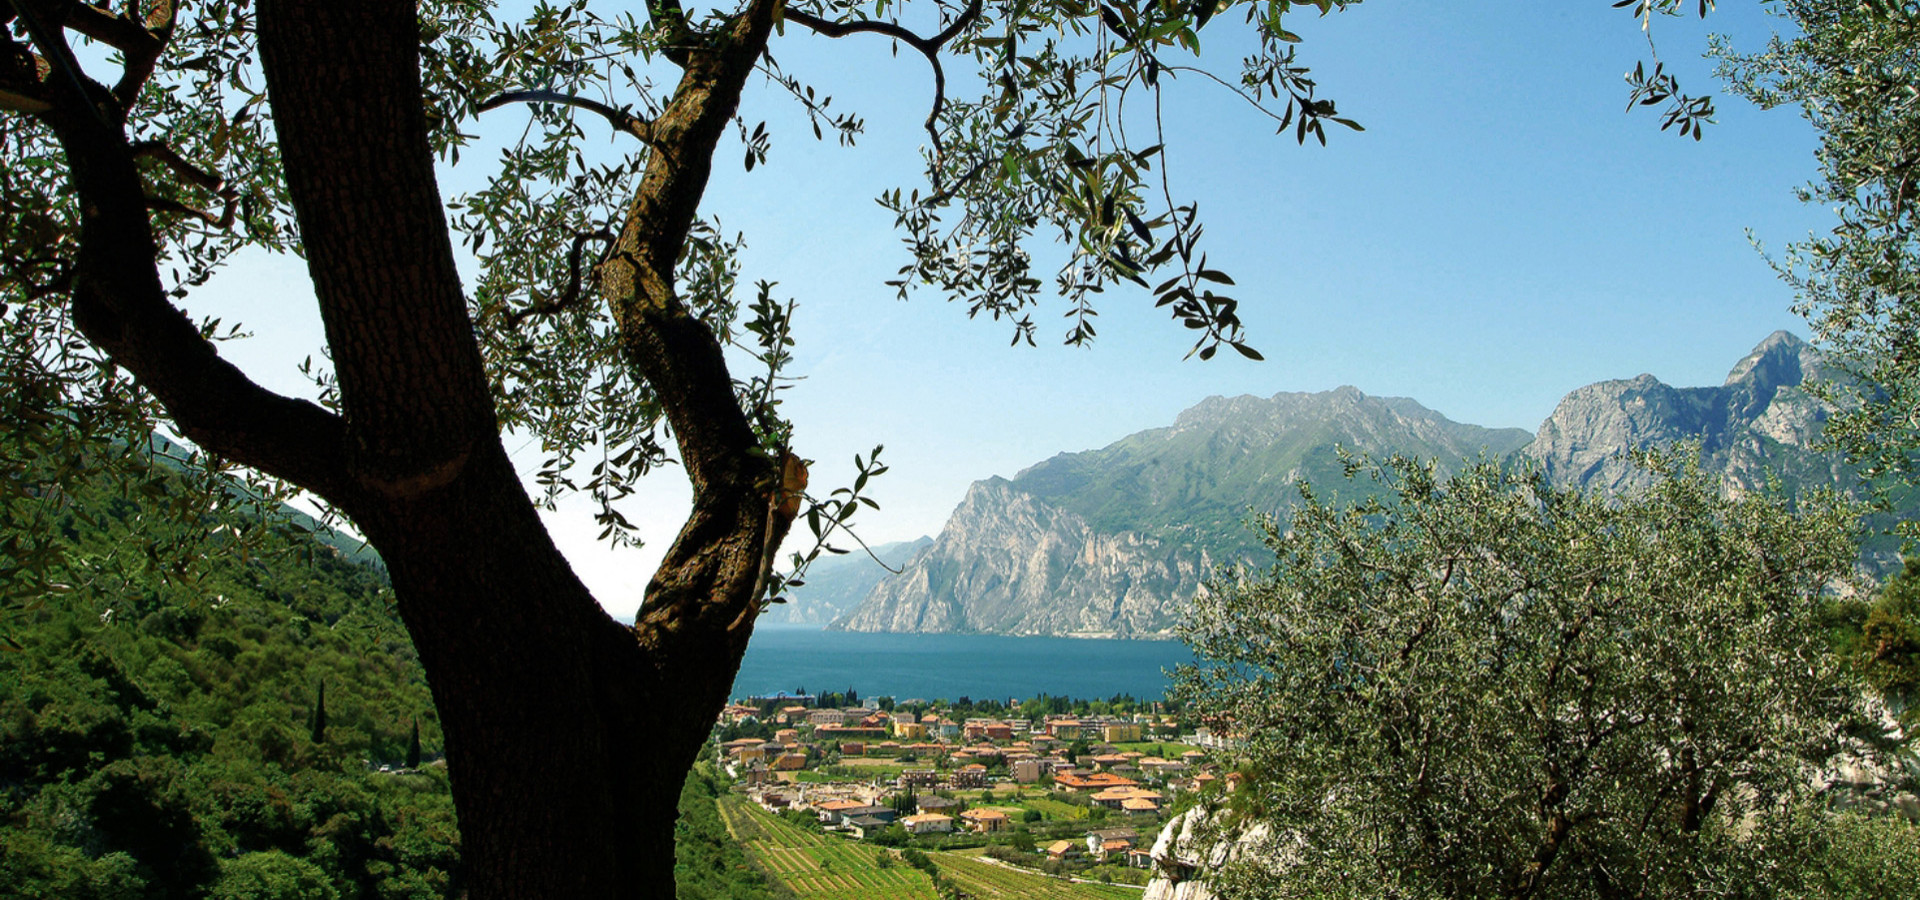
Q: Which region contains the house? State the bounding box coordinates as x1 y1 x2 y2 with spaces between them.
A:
775 728 800 744
814 724 888 740
808 708 850 726
1091 786 1163 813
901 813 954 835
960 808 1009 833
897 769 940 789
951 764 988 788
1053 772 1138 792
748 691 815 708
1047 719 1085 740
915 795 961 814
1012 757 1050 783
1127 848 1155 869
846 815 890 839
1102 722 1143 743
1121 797 1160 814
894 721 928 740
1044 840 1084 861
843 804 895 824
772 753 808 771
814 799 868 824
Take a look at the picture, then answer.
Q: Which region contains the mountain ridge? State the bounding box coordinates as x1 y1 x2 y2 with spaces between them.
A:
829 332 1892 639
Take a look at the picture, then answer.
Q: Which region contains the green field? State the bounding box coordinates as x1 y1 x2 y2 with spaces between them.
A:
719 795 1145 900
1024 796 1093 821
1111 741 1207 757
718 796 940 900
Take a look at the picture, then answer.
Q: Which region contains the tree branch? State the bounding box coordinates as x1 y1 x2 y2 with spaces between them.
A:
18 0 355 503
502 228 616 328
132 140 237 228
58 0 174 106
782 0 982 162
477 89 655 143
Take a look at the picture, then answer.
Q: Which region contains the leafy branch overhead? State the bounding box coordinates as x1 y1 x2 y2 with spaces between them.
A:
4 0 1721 570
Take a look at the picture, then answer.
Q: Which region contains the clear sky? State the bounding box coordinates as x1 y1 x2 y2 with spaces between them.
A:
190 2 1827 620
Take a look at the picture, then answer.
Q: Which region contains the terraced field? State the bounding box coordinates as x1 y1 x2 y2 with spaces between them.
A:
718 796 1147 900
929 851 1146 900
718 796 939 900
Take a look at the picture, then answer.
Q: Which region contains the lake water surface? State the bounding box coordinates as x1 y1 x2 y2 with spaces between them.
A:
729 624 1196 704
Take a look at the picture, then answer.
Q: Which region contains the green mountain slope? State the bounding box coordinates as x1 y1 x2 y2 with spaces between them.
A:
1015 386 1532 558
0 465 460 900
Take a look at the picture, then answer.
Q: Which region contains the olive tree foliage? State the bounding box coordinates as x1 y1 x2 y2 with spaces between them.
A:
1173 453 1886 900
0 0 1725 582
1713 3 1920 501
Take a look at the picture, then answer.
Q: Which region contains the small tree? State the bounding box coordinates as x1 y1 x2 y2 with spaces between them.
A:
405 718 423 769
1175 452 1885 899
307 681 327 746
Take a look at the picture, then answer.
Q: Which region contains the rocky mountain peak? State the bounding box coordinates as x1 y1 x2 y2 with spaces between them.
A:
1525 332 1833 495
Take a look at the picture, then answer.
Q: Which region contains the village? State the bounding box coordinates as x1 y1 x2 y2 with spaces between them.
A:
712 692 1241 884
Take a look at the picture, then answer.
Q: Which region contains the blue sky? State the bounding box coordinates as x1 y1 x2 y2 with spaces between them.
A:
193 2 1829 618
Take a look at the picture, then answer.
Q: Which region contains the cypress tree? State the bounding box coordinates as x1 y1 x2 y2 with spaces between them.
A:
310 681 327 744
407 717 423 768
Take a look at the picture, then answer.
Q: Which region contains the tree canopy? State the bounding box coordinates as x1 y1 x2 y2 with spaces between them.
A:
1173 453 1910 900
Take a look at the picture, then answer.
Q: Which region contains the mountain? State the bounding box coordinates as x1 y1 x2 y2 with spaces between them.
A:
1525 331 1844 496
759 536 932 624
831 388 1532 637
833 332 1901 638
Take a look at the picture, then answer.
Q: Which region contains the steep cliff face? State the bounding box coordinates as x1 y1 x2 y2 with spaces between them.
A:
828 479 1211 637
759 536 932 625
1525 331 1845 496
832 389 1526 637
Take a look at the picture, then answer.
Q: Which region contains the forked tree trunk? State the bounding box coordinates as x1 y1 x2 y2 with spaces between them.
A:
38 0 787 892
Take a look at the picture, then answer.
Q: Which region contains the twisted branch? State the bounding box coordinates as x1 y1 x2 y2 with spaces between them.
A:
781 0 982 162
503 228 617 328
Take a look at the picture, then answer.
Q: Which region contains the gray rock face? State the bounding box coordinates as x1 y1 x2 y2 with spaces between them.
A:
827 479 1211 637
1525 331 1844 496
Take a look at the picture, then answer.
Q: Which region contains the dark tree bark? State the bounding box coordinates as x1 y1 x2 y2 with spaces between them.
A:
12 0 795 895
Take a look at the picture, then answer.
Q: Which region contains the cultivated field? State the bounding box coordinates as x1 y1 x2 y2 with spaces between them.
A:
718 795 939 900
718 795 1147 900
929 851 1146 900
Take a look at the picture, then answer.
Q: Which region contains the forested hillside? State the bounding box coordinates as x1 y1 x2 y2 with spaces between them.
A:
0 459 461 899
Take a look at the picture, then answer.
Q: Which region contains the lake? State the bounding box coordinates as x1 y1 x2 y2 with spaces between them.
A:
729 624 1197 704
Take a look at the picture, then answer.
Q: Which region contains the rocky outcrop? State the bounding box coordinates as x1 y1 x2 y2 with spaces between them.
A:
828 479 1209 637
1526 331 1844 495
1141 807 1281 900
